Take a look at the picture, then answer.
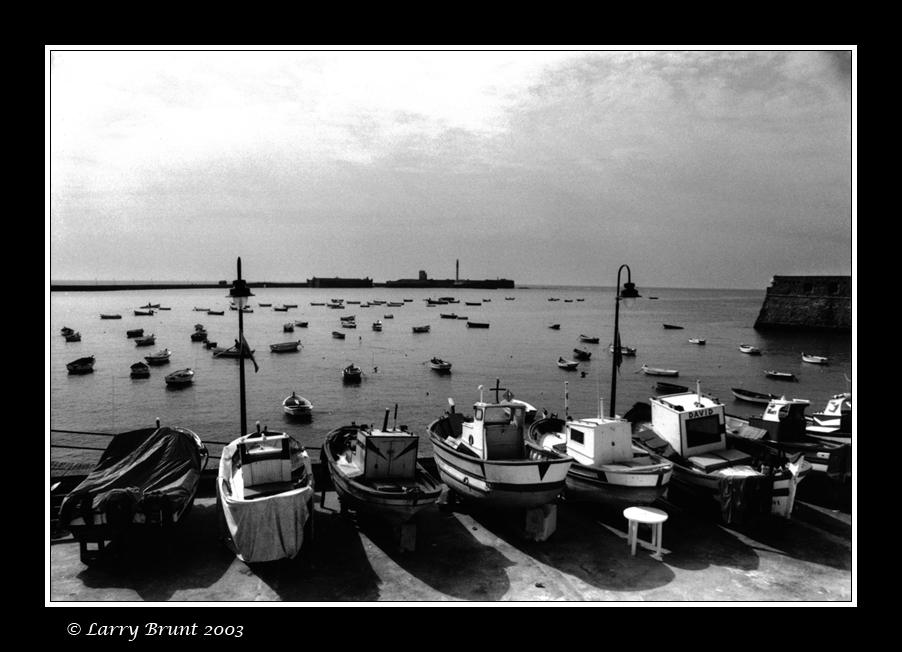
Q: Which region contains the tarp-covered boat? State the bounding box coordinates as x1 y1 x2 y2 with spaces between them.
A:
58 423 209 563
216 427 315 563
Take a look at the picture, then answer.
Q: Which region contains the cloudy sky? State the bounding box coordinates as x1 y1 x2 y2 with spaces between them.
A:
47 49 854 289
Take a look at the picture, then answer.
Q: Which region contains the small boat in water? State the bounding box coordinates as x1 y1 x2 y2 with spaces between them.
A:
548 324 561 330
58 421 209 563
283 323 295 332
372 320 383 331
765 370 798 382
557 357 579 370
126 328 144 338
430 357 452 372
801 353 829 365
135 334 156 347
67 356 95 374
165 368 194 385
806 392 852 443
654 381 689 393
642 364 679 377
427 383 573 510
739 343 762 355
217 426 315 563
100 314 122 320
663 324 684 330
688 338 706 345
134 309 154 316
130 361 150 378
270 340 302 353
212 345 255 358
282 391 313 417
466 321 490 329
144 348 172 365
61 327 75 337
578 335 600 343
731 387 779 404
412 325 431 333
573 348 592 361
322 412 443 532
207 310 225 316
628 389 811 524
65 331 82 342
342 363 363 381
608 343 636 356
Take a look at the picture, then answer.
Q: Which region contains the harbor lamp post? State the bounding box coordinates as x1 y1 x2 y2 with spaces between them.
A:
610 265 640 418
229 258 254 437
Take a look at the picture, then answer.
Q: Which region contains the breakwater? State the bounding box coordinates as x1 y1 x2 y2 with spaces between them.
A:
754 275 852 332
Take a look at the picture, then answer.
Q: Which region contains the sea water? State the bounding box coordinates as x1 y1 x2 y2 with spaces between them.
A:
49 286 854 467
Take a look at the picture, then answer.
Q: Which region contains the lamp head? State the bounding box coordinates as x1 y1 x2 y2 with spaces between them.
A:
620 281 640 309
228 278 254 309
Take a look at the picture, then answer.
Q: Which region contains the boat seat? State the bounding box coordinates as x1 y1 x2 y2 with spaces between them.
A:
240 435 292 487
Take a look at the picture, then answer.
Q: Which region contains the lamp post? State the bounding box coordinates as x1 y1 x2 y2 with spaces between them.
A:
228 257 254 437
610 264 640 418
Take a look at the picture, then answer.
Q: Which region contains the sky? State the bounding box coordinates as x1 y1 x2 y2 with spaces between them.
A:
47 48 855 289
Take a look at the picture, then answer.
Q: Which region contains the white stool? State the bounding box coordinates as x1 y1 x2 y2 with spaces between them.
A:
623 506 668 560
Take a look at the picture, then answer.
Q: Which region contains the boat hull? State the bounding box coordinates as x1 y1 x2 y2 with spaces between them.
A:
563 462 670 508
428 418 571 510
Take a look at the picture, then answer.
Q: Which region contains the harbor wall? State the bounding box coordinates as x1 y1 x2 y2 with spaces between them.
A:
754 275 852 331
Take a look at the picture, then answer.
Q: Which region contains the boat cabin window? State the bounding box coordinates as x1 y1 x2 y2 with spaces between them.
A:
483 406 515 424
685 415 722 448
569 427 585 445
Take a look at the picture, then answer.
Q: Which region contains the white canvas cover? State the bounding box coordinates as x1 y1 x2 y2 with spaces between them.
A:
216 434 314 563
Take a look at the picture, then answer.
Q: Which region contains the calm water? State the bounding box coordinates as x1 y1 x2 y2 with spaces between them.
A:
49 286 853 466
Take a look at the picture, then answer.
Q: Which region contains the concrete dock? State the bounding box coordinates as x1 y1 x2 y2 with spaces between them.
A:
47 473 853 604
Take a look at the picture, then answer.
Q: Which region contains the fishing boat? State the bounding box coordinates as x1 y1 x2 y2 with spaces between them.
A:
274 306 288 312
724 397 851 482
217 426 315 563
126 328 144 338
282 391 313 417
269 340 301 353
212 345 255 358
663 324 684 330
688 338 706 345
440 313 458 319
65 331 82 342
294 321 308 328
372 320 383 331
100 314 122 320
430 357 452 372
341 321 357 329
383 314 394 319
412 325 431 333
467 321 490 329
528 398 673 509
801 353 829 365
134 309 154 316
739 343 762 355
135 334 156 347
654 381 689 393
207 310 225 316
164 368 194 385
130 361 150 378
283 323 295 332
58 422 208 563
628 389 811 524
342 363 363 381
557 357 579 370
805 392 852 443
464 301 481 306
573 348 592 361
61 327 75 336
765 370 798 382
322 411 443 529
731 387 779 404
140 303 161 309
578 335 600 343
332 331 346 339
548 324 561 330
258 303 272 307
66 356 95 374
642 364 679 377
204 340 218 349
608 343 637 356
190 329 208 342
193 307 209 312
144 348 172 365
427 383 573 509
284 304 298 309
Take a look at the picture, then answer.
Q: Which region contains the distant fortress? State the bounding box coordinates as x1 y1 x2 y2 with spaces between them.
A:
50 261 514 292
754 275 852 332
